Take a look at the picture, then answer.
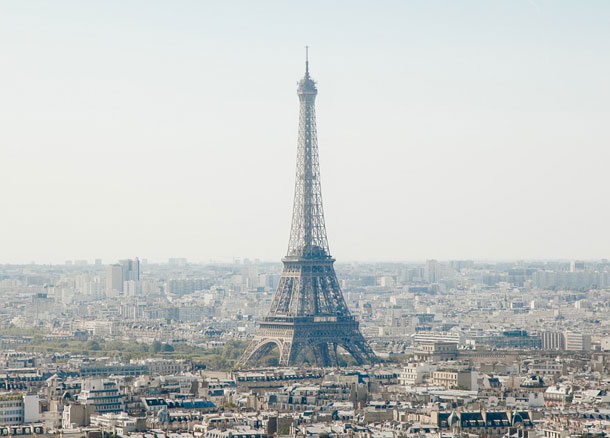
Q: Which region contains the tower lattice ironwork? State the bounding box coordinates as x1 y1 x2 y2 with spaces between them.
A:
237 51 376 367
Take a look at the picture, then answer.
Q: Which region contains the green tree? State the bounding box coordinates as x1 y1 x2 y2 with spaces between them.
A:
150 341 163 353
87 340 102 351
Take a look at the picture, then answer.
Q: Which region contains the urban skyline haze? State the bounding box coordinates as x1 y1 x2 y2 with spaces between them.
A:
2 0 610 264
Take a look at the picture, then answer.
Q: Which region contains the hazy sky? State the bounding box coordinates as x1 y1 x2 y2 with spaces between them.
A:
2 1 610 264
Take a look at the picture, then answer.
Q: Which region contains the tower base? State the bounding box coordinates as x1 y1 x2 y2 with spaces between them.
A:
237 315 376 367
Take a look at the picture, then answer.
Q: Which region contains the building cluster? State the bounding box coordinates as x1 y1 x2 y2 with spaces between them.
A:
2 259 610 436
2 259 609 353
2 349 610 437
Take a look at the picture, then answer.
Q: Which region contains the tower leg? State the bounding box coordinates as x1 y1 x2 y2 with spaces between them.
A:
286 341 301 365
340 337 376 365
237 339 286 368
279 340 294 366
313 343 332 367
238 321 376 368
332 343 339 367
341 343 365 365
236 340 261 367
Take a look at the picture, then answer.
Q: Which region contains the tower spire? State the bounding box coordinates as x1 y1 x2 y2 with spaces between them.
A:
290 45 326 259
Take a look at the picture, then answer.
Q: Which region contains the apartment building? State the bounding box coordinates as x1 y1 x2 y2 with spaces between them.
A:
399 363 433 385
78 379 124 413
430 370 477 390
414 341 458 362
0 394 39 425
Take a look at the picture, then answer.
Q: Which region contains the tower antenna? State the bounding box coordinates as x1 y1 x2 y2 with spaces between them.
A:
305 45 309 77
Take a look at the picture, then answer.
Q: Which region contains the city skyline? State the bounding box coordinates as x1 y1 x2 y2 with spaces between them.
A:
2 3 610 437
2 1 610 263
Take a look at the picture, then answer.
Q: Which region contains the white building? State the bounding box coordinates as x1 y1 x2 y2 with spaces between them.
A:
542 331 564 350
78 379 124 413
135 358 189 375
564 332 591 351
0 393 39 425
106 264 123 293
399 363 433 385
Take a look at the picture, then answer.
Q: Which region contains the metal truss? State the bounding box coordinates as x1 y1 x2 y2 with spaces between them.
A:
287 61 329 259
238 54 376 368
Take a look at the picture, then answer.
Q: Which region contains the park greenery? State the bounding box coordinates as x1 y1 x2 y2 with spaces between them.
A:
6 329 248 370
1 326 405 369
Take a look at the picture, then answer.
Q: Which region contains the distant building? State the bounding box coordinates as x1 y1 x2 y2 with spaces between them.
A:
79 364 148 378
204 429 265 438
563 331 591 351
124 280 142 296
168 258 188 266
62 403 95 428
430 369 477 390
81 320 115 337
414 332 462 345
0 393 24 425
106 264 123 293
541 331 590 351
529 360 564 376
425 259 439 283
106 258 139 294
78 379 124 413
544 384 573 404
399 363 432 385
542 331 565 350
427 410 533 435
414 341 459 362
167 279 211 296
119 258 140 282
532 270 610 290
0 393 40 425
134 359 190 375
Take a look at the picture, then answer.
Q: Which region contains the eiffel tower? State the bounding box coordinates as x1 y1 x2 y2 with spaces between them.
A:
237 50 376 367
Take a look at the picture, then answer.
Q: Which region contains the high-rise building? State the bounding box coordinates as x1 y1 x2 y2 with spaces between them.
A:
106 258 140 294
119 258 140 282
238 51 376 367
425 259 440 283
106 264 123 293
